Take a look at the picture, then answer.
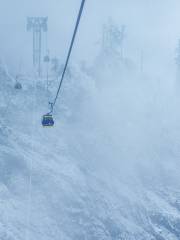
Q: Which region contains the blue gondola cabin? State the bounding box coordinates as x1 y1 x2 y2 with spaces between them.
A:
42 114 54 127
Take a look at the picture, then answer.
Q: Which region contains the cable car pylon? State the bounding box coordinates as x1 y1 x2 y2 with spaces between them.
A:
42 0 86 127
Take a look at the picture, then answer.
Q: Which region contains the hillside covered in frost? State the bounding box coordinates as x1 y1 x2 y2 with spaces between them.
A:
1 47 180 240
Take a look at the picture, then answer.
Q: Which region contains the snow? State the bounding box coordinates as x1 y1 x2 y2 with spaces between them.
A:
0 45 180 240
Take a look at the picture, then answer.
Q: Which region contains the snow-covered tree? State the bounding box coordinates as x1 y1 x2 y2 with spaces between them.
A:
51 57 60 77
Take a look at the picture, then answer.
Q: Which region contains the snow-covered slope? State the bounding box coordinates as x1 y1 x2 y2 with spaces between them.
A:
1 53 180 240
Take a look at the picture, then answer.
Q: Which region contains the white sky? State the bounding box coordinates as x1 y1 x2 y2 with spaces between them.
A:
0 0 180 75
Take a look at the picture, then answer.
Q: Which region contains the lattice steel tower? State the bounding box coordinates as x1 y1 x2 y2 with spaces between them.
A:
27 17 48 77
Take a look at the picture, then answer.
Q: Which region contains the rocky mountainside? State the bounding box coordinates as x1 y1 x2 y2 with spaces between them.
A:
1 53 180 240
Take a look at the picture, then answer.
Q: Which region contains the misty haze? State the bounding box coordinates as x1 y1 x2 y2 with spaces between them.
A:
0 0 180 239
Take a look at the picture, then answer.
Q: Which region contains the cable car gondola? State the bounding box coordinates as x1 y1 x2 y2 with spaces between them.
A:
42 113 54 127
14 75 22 90
41 0 85 127
14 81 22 90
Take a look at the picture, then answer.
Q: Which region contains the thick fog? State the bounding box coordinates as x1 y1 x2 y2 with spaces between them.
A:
1 1 180 240
0 0 180 75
